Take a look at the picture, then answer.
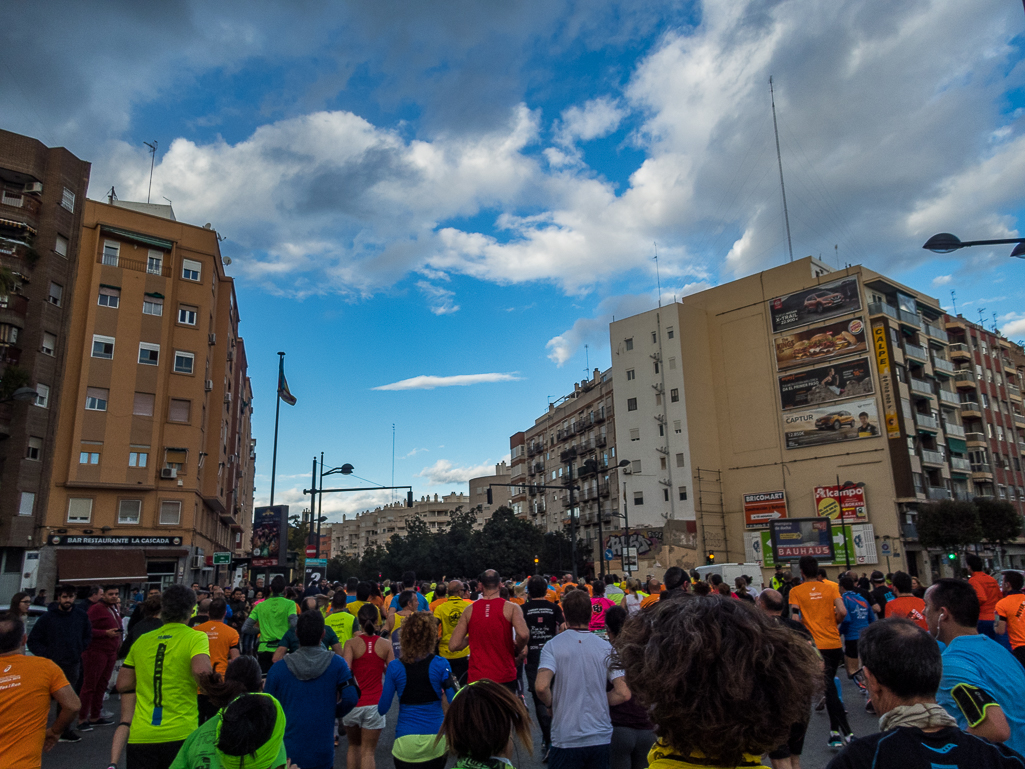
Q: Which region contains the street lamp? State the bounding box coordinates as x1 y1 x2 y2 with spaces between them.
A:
316 458 354 546
923 233 1025 259
1 387 37 404
582 457 631 579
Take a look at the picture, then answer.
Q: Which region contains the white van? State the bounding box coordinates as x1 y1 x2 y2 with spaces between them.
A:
694 563 764 593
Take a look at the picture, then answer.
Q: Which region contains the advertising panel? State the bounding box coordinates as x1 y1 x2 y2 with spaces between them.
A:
813 483 868 523
747 523 877 567
778 357 874 411
770 518 835 561
743 491 788 529
782 397 881 450
773 317 868 371
252 505 289 567
769 276 861 333
872 323 901 439
304 558 327 590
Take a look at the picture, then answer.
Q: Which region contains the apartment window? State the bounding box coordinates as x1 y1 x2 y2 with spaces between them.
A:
61 187 75 212
676 452 685 467
654 361 660 374
679 485 688 501
160 500 182 525
633 492 644 506
663 488 670 501
667 327 674 339
41 331 56 356
102 240 120 266
139 342 160 365
55 234 68 257
631 460 642 473
91 335 114 359
133 392 155 416
626 369 635 381
129 451 148 468
173 351 195 374
18 492 35 517
651 332 657 343
85 387 109 411
118 499 142 525
182 259 202 281
178 305 198 325
79 451 100 464
625 338 633 351
165 448 187 474
670 388 679 402
655 393 662 406
97 286 120 308
660 457 667 470
627 398 637 411
658 424 665 436
629 428 640 442
48 282 63 306
25 436 42 461
669 357 676 370
147 250 163 275
169 398 191 423
143 296 163 316
67 497 92 523
674 420 682 433
0 323 17 346
34 383 49 408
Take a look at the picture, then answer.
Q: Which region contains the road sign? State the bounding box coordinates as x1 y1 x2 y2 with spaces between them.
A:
605 549 614 561
880 541 891 555
305 545 318 557
212 552 231 565
623 546 638 572
304 558 327 589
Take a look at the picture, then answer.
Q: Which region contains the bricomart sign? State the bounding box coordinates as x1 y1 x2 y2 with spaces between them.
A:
871 323 901 439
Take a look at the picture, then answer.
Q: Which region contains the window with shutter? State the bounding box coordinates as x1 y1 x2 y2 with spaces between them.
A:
67 498 92 523
41 332 56 356
169 399 191 423
102 240 119 266
55 235 68 257
159 501 181 525
85 387 109 411
133 392 155 416
98 286 120 308
118 500 142 524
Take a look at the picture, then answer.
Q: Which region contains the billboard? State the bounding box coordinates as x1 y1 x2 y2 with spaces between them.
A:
778 357 874 411
769 276 861 333
744 491 787 530
782 397 881 450
252 505 289 567
747 523 878 567
813 483 868 523
773 317 868 372
871 323 901 439
770 517 835 561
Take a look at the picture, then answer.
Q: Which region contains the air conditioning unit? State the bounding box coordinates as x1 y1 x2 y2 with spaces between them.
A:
161 468 178 480
191 555 206 569
208 333 216 345
224 393 231 403
226 350 234 361
205 379 213 392
23 182 43 194
621 467 632 474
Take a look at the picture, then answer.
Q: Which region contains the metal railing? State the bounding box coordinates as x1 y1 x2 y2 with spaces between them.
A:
960 401 981 414
868 302 899 320
950 456 972 472
965 431 986 444
971 463 993 475
904 343 928 361
942 422 965 438
910 379 935 396
924 323 946 339
954 370 977 386
96 251 173 277
920 449 945 465
927 486 951 500
938 389 961 406
915 413 939 431
948 343 970 357
932 357 955 374
899 309 922 328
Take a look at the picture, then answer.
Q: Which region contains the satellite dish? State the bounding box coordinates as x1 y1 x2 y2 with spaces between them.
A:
222 257 232 265
203 223 212 229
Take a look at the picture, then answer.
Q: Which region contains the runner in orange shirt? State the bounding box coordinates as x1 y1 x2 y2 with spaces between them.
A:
428 582 448 612
639 578 663 610
966 554 1003 638
192 597 240 724
995 570 1025 669
0 612 81 769
883 572 929 631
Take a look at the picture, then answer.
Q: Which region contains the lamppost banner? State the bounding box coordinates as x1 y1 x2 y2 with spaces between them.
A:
252 505 288 567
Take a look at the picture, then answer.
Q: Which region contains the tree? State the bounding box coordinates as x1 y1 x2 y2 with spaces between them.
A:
917 500 982 557
0 364 30 401
287 514 310 572
976 496 1023 548
472 507 543 577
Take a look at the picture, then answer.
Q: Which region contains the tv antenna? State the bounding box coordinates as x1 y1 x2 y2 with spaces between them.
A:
950 290 957 316
654 242 662 307
978 308 986 327
143 140 158 204
769 77 794 263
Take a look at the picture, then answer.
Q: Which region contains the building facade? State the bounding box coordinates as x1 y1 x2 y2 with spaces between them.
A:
39 197 254 591
468 461 512 513
0 130 90 599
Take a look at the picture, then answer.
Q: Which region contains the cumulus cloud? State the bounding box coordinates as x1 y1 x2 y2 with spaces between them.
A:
932 275 952 286
416 459 497 485
554 97 627 146
373 373 522 391
1001 313 1025 341
417 281 460 315
257 483 396 519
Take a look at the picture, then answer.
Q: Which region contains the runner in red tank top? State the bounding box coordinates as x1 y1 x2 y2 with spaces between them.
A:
448 569 529 690
342 604 393 769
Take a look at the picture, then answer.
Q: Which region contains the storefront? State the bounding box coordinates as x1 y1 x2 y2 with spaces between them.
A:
45 534 188 589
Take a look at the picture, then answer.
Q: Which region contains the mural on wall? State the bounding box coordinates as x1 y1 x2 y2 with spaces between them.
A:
603 529 664 557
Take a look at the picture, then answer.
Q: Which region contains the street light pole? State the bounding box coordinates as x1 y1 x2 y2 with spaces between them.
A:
567 453 578 583
923 233 1025 259
583 457 630 581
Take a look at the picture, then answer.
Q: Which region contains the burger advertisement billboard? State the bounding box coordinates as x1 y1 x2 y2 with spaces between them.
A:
774 317 868 371
778 357 874 411
782 397 881 450
768 276 861 333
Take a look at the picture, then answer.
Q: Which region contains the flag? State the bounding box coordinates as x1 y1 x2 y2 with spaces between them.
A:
277 356 297 406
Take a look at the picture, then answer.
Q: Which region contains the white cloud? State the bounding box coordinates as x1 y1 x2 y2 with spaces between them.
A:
1001 313 1025 340
373 372 522 391
416 459 496 485
554 97 627 146
932 275 952 286
417 280 460 315
256 483 396 519
404 447 430 458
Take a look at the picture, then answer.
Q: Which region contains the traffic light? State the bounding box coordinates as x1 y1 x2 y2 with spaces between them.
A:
706 552 715 564
947 552 957 561
406 490 413 508
486 488 493 505
534 556 539 565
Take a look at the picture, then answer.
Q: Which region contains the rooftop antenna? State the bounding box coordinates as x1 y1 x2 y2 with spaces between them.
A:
978 308 986 327
992 312 998 334
106 186 117 204
950 290 957 317
391 423 396 504
654 242 662 307
769 77 794 263
835 244 839 269
584 344 590 373
143 140 157 204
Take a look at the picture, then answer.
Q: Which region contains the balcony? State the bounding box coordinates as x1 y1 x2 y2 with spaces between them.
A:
1003 358 1016 374
920 449 945 466
954 370 977 389
950 456 972 473
869 302 899 321
961 401 982 419
932 357 955 375
909 378 935 398
1015 413 1025 428
938 389 961 407
0 294 28 327
948 343 971 361
924 323 947 340
942 422 965 439
1009 384 1022 403
0 187 41 226
927 486 952 500
945 316 968 331
914 413 939 432
1020 441 1025 455
971 463 994 481
904 343 929 361
96 250 173 277
900 309 922 328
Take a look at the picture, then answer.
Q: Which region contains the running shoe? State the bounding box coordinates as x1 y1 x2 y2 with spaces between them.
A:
542 743 550 763
828 731 843 749
90 717 116 726
865 700 876 715
77 721 94 732
843 732 855 746
59 731 82 743
815 696 826 711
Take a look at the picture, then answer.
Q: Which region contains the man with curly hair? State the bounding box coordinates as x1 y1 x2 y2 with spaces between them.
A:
615 594 821 769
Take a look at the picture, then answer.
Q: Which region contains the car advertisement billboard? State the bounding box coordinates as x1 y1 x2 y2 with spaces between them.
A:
744 490 788 529
768 276 861 333
782 397 881 450
252 505 289 567
773 317 868 372
813 483 868 523
778 357 875 411
770 517 835 561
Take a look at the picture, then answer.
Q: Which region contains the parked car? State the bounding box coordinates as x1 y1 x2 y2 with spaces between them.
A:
815 410 855 430
803 290 845 313
0 603 47 635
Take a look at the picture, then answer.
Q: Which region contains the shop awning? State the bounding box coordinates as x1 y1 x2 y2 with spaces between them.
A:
99 225 173 251
144 548 188 558
947 437 968 454
56 548 148 583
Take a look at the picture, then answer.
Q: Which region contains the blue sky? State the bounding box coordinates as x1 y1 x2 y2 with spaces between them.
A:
4 1 1025 520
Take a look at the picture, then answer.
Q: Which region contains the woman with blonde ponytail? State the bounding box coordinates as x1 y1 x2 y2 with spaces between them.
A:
341 603 393 769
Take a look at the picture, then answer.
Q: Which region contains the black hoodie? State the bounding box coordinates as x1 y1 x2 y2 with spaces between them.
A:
27 602 92 669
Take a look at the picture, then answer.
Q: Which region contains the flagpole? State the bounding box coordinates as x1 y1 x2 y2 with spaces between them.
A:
270 351 284 506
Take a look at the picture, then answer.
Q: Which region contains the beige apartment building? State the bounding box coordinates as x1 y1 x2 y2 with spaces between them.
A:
39 197 255 590
610 256 1022 583
508 368 623 548
468 461 512 514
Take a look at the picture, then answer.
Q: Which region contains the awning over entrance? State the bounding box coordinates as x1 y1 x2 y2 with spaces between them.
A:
56 548 148 583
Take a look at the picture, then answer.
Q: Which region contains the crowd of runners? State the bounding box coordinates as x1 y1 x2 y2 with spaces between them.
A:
2 557 1025 769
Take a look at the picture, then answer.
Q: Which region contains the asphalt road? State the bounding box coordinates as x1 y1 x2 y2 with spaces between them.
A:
43 673 880 769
